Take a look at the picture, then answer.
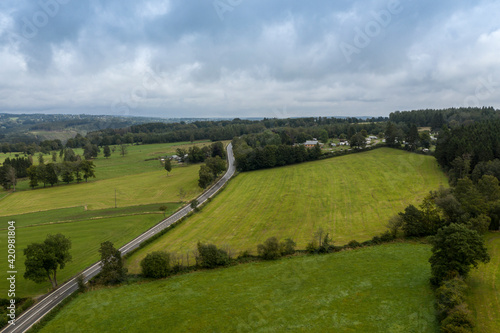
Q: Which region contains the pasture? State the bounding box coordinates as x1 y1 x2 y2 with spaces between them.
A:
0 141 210 215
467 232 500 333
127 148 447 271
0 209 182 297
39 243 438 332
0 141 215 297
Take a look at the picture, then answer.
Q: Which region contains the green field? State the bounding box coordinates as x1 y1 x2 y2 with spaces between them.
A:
0 141 218 297
0 142 215 215
0 208 183 297
0 203 182 229
127 148 447 271
468 232 500 333
39 243 438 332
0 140 212 192
0 166 200 215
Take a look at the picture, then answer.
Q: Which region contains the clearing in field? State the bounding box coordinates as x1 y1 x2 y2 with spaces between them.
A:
39 243 438 333
467 232 500 333
127 148 447 271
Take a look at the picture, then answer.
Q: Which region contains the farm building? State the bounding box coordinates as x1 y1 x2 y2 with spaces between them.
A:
304 140 320 148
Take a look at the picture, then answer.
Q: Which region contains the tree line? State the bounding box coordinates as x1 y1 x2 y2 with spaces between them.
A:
387 176 493 331
389 106 498 130
232 131 322 172
435 119 500 175
26 160 96 189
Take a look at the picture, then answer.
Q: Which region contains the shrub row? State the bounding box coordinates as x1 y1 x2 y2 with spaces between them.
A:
435 277 475 332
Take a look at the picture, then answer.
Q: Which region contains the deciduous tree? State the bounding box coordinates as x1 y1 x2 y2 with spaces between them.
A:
429 223 490 285
98 241 127 285
80 160 96 182
164 158 172 176
103 145 111 158
23 234 72 289
141 251 171 278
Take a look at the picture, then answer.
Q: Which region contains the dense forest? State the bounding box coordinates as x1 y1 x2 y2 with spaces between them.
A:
389 106 498 129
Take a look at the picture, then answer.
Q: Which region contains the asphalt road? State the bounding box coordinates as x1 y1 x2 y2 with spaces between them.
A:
1 143 235 333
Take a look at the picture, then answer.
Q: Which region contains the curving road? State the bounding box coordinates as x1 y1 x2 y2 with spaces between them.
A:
1 143 235 333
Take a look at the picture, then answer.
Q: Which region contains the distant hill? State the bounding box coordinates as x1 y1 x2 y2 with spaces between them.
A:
0 113 189 144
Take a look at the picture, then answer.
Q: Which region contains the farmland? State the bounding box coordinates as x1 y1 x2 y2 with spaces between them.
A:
0 141 215 297
40 243 438 333
467 232 500 333
0 140 211 192
0 212 180 297
0 142 209 214
127 148 447 271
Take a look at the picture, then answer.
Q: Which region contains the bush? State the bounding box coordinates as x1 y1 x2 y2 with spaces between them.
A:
257 237 281 260
371 236 382 244
279 238 296 256
435 277 468 320
238 250 252 258
190 199 198 210
141 251 171 278
440 303 474 333
379 231 394 242
346 240 361 249
305 241 317 254
196 242 230 268
317 233 332 253
76 274 86 293
361 240 373 247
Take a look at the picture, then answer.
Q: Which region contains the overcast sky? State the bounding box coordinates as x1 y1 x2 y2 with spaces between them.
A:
0 0 499 118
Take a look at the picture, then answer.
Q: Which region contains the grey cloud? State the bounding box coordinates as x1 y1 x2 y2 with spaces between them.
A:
0 0 499 118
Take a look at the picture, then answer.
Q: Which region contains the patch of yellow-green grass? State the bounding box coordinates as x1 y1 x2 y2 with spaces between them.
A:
467 232 500 333
0 165 201 216
40 243 438 333
126 148 447 271
0 214 166 297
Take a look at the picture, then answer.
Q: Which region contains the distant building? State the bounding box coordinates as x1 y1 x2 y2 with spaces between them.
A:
304 140 319 148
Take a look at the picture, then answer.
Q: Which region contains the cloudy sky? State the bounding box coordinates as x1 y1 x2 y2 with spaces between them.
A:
0 0 499 118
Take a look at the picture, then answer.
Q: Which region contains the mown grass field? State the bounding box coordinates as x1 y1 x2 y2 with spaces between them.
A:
0 141 216 297
0 166 200 215
467 232 500 333
1 204 179 228
0 141 212 215
40 243 438 333
0 140 212 192
127 148 447 271
0 206 182 297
